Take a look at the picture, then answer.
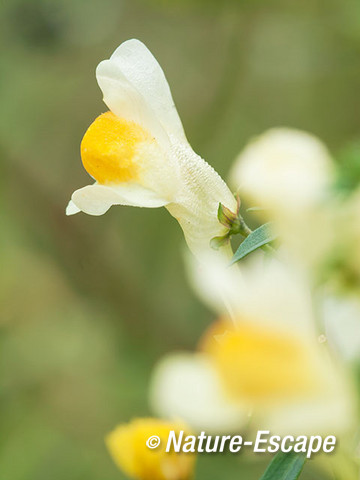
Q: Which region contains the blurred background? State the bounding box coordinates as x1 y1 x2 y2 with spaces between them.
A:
1 0 359 478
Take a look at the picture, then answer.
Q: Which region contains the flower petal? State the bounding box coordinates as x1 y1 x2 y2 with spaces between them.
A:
230 128 334 216
149 353 249 434
263 373 355 436
66 199 81 216
166 139 238 255
188 253 315 336
96 58 168 146
106 418 195 480
98 39 186 142
322 295 360 363
69 183 169 216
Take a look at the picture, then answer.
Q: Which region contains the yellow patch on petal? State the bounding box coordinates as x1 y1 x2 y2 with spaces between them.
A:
81 111 154 184
106 418 195 480
201 319 318 404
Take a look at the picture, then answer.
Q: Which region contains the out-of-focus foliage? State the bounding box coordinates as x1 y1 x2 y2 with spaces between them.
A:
336 142 360 194
0 0 359 479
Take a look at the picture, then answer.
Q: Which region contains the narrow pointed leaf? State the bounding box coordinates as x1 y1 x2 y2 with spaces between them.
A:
259 452 306 480
230 223 277 264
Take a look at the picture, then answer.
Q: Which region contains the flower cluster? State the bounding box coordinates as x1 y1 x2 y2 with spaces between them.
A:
67 40 360 480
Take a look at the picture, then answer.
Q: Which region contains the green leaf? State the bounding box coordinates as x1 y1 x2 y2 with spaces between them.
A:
230 223 277 264
259 452 306 480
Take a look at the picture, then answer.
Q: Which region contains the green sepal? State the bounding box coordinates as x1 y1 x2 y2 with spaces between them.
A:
210 233 230 250
218 203 240 230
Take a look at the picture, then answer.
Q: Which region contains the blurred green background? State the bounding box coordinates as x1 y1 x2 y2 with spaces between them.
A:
1 0 359 478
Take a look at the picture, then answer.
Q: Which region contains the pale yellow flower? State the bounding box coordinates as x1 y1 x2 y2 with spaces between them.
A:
230 128 333 216
66 39 237 255
106 418 195 480
150 257 355 437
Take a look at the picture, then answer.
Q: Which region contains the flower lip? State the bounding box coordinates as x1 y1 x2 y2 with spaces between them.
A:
200 319 319 403
81 111 155 185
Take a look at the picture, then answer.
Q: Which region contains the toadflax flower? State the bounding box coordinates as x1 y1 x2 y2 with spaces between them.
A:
66 39 237 255
229 128 334 216
228 128 338 279
150 256 355 437
106 418 195 480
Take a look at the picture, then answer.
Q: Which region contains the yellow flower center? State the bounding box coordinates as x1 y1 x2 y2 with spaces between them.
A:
106 418 195 480
81 111 153 184
201 320 318 403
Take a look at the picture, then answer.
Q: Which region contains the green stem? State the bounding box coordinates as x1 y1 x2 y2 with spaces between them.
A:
238 216 252 237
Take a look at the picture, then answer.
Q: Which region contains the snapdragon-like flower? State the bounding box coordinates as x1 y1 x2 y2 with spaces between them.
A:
150 257 355 436
229 128 334 216
106 418 195 480
228 128 338 279
66 39 237 255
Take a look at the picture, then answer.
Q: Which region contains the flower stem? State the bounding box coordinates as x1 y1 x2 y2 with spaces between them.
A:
238 216 253 237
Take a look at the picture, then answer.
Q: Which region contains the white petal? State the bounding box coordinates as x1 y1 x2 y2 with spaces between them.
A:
66 200 81 216
70 183 169 216
149 353 249 434
99 39 186 142
230 128 334 214
187 252 315 336
322 295 360 363
166 139 238 256
185 250 246 316
263 375 355 436
96 58 168 146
